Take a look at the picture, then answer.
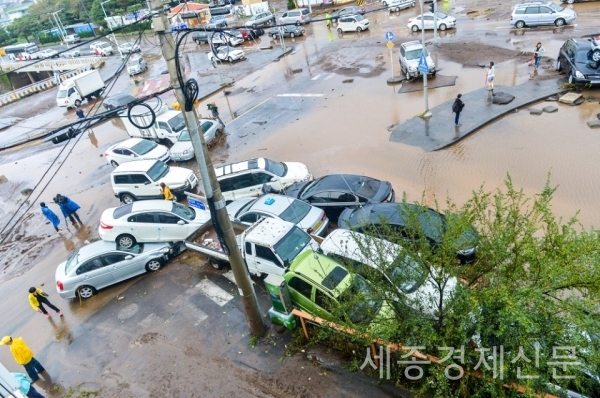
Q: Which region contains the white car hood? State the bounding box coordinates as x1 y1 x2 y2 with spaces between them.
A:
170 141 193 155
141 145 168 160
157 166 195 186
282 162 312 185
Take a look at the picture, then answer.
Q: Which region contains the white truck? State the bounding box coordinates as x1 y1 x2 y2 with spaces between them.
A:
56 70 105 108
184 217 320 277
122 102 187 146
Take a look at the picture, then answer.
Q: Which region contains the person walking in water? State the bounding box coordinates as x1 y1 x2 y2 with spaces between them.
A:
0 336 48 384
29 287 62 318
40 202 61 235
533 42 545 69
160 182 174 201
55 194 82 226
325 12 332 29
486 61 495 91
75 108 85 119
452 94 465 127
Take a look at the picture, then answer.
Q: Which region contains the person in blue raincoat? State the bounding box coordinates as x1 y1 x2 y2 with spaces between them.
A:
54 194 82 226
40 202 61 235
11 373 46 398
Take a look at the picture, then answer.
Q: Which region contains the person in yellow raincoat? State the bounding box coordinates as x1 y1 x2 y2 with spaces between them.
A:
0 336 48 383
29 287 62 318
160 182 174 201
325 12 332 29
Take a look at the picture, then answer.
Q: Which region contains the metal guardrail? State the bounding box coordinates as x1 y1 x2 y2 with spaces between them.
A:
0 66 98 107
0 57 101 73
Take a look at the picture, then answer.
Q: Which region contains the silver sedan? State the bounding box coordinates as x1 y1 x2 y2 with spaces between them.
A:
226 194 329 236
55 240 175 299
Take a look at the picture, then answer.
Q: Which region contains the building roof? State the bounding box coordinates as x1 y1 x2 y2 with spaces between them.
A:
169 2 209 14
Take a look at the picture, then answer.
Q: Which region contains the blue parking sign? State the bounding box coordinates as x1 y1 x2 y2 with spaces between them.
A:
187 196 206 211
385 31 394 41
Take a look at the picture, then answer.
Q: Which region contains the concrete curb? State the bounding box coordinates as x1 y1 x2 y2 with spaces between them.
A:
387 76 405 85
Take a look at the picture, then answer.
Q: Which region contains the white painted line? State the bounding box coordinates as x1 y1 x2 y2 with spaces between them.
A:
223 270 237 285
197 279 234 307
311 74 322 80
185 304 208 325
324 73 335 80
276 93 324 97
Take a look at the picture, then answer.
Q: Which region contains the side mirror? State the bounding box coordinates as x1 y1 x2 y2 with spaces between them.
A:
125 255 134 260
270 177 277 182
177 220 185 225
145 181 151 185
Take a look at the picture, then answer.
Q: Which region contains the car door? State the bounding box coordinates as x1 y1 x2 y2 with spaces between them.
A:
537 6 553 25
281 12 289 24
523 6 539 26
328 190 360 220
230 173 258 200
238 211 260 225
249 243 286 276
156 212 188 241
104 252 144 282
75 256 115 291
423 15 434 29
287 276 316 313
126 212 160 242
121 148 138 161
129 173 154 198
201 120 216 143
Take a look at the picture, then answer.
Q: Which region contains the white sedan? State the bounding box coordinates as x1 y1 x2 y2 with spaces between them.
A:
60 49 81 58
169 119 223 161
39 49 59 59
407 12 456 31
226 194 329 236
105 138 170 168
98 200 211 248
208 46 246 63
119 42 141 54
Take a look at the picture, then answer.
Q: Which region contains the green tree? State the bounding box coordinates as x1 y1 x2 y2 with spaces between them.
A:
302 175 600 397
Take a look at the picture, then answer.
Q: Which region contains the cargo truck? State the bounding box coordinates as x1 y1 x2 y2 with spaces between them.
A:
122 101 186 146
56 70 105 108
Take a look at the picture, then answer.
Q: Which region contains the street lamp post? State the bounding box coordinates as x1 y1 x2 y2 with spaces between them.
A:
49 11 69 49
420 0 431 118
101 0 124 59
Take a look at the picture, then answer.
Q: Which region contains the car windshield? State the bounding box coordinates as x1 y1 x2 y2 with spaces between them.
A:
238 198 259 217
127 60 139 67
273 227 311 267
354 14 365 21
147 161 169 181
265 159 287 177
168 114 185 132
56 89 68 98
122 43 132 48
389 256 428 294
435 12 447 19
548 3 563 12
341 275 383 324
177 129 190 142
279 199 312 224
113 204 133 219
130 140 157 155
172 202 196 220
353 177 381 198
406 48 424 60
65 250 80 273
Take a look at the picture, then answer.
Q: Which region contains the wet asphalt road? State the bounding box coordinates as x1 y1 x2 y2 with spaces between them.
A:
1 0 600 395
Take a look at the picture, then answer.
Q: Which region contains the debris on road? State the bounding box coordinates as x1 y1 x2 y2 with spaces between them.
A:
543 105 558 113
559 92 583 105
530 108 543 115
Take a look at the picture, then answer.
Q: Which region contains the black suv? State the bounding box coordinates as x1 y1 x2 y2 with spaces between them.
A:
556 38 600 86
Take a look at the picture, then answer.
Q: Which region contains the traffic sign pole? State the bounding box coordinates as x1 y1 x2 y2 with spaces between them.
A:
385 32 395 79
390 47 394 78
433 0 438 45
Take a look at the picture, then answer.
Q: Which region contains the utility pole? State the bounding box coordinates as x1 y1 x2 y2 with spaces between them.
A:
150 0 265 337
433 0 438 45
420 0 430 118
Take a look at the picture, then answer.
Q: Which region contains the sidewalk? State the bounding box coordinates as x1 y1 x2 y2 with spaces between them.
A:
388 79 561 151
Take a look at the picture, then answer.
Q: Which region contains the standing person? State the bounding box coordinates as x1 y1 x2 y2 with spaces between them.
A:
75 108 85 119
452 94 465 127
160 182 174 201
325 12 332 29
486 61 495 91
29 287 62 318
0 336 47 384
533 42 545 69
55 194 82 226
40 203 61 235
207 102 224 125
12 373 46 398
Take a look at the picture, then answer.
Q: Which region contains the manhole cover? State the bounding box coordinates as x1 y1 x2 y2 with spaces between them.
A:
118 303 138 320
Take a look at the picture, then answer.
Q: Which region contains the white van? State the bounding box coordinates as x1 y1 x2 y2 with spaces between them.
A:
336 14 370 33
319 229 458 318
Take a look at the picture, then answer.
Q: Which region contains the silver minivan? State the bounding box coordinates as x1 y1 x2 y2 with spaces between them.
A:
510 1 577 28
279 8 311 25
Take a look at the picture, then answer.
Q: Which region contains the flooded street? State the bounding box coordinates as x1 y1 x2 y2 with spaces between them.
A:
0 0 600 395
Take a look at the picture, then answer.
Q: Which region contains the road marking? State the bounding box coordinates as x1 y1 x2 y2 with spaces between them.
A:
197 279 234 306
311 74 322 80
276 93 324 97
185 303 208 325
324 73 335 80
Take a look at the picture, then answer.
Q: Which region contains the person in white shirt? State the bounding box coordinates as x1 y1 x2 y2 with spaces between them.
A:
486 61 495 91
533 42 545 69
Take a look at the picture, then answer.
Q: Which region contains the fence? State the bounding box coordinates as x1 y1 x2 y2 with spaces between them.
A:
0 65 99 107
0 57 101 73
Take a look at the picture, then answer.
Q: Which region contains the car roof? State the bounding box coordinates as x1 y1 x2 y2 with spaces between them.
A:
401 40 423 49
289 251 352 296
246 194 295 215
78 240 120 261
130 200 174 212
309 174 374 193
107 93 136 101
245 217 295 247
113 159 159 173
215 157 267 177
110 138 146 150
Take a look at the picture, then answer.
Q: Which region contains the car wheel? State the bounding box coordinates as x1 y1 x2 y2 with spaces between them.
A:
382 0 387 5
439 23 447 31
117 234 136 249
74 99 82 107
555 18 565 27
356 27 362 32
110 160 119 168
290 33 295 38
592 49 600 62
145 259 162 272
296 20 301 26
337 28 343 33
195 40 200 44
556 59 562 72
567 0 574 3
395 7 400 11
411 25 419 32
252 23 257 28
568 73 574 84
77 285 96 299
515 20 525 29
120 193 135 204
228 56 233 62
210 259 224 270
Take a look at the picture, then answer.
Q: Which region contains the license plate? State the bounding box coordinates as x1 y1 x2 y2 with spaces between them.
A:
312 220 323 232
